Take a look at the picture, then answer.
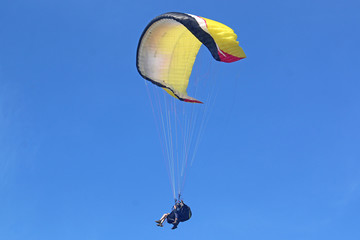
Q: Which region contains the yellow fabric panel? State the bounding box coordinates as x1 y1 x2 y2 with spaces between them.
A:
138 19 202 100
163 88 177 98
202 18 246 59
157 23 201 96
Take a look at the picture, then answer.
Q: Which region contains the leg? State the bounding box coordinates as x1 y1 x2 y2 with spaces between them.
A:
171 221 179 230
156 213 169 227
160 213 169 224
171 214 179 230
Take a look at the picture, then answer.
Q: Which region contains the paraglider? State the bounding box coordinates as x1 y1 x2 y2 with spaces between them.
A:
155 199 192 230
136 12 245 229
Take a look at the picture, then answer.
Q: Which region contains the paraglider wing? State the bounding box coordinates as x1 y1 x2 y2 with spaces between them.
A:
136 12 246 103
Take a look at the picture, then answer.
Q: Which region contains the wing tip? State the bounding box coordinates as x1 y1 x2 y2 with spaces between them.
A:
183 98 203 104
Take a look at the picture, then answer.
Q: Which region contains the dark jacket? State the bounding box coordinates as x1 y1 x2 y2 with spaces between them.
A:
167 203 192 223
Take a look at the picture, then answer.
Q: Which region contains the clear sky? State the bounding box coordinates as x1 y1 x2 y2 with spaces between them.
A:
1 0 360 239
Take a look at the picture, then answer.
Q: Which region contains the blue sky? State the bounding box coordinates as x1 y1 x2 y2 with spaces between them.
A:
1 0 360 239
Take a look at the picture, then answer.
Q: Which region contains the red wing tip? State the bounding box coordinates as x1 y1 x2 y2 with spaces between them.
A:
218 50 245 63
183 99 203 104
